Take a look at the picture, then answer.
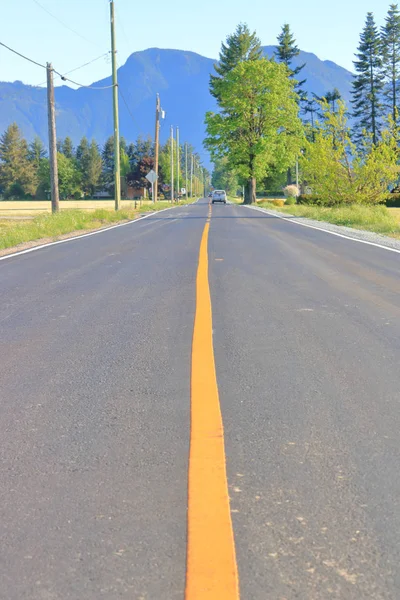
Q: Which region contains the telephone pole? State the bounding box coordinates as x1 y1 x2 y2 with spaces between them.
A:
46 63 59 213
170 125 174 203
176 126 180 201
154 94 161 202
185 142 188 202
110 0 121 210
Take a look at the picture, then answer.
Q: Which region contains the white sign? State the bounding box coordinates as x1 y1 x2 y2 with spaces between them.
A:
181 188 186 194
146 170 158 184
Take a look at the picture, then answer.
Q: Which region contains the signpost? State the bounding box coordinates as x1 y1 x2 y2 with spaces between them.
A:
146 169 158 203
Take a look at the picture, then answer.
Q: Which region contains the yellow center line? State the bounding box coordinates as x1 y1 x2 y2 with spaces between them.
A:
185 206 240 599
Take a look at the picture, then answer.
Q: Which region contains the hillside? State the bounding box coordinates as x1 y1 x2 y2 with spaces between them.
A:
0 47 353 156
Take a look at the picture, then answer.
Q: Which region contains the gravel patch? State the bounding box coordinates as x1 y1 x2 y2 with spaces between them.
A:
245 205 400 253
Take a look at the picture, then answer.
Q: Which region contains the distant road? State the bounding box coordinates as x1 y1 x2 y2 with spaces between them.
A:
0 199 399 599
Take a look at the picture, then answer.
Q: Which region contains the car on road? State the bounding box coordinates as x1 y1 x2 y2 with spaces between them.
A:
211 190 227 204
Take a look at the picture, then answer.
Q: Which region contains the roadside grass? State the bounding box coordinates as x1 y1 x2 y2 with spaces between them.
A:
0 201 189 251
257 202 400 238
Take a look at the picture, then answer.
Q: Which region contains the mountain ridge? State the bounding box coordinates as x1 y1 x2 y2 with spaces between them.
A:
0 46 353 159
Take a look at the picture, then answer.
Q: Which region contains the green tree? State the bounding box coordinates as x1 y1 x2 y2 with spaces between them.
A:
76 137 89 163
0 123 35 197
301 100 399 204
38 152 81 199
61 136 74 159
102 136 114 187
120 147 130 177
205 59 304 204
84 141 103 196
211 157 238 195
275 24 306 99
28 136 47 168
352 12 384 144
210 23 262 100
381 4 400 123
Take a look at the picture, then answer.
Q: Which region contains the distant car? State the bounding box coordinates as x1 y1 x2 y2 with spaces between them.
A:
212 190 227 204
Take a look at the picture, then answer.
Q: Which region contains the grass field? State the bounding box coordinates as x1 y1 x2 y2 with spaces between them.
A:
0 201 188 252
253 202 400 238
0 199 161 217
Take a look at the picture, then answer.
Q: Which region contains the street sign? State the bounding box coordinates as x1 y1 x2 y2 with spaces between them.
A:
146 170 158 184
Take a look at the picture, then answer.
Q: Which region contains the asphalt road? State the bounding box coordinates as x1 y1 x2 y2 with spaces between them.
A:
0 199 399 599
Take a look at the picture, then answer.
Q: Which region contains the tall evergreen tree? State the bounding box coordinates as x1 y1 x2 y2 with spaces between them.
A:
381 4 400 123
352 12 384 144
210 23 262 100
28 137 47 169
84 141 103 196
275 24 306 99
102 136 115 187
0 123 35 197
76 136 89 163
62 136 74 159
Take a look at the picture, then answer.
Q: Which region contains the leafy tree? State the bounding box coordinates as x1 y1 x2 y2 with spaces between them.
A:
352 12 384 144
0 123 35 197
61 136 74 159
275 24 306 99
38 152 80 199
120 147 131 177
79 140 103 197
381 4 400 123
301 100 399 205
126 156 154 189
205 59 304 204
210 23 262 100
211 156 238 195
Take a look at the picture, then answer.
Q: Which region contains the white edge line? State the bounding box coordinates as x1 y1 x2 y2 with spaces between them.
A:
0 204 189 262
241 204 400 255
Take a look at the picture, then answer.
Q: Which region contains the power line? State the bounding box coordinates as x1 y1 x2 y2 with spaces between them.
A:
0 41 46 70
36 52 111 87
31 0 101 49
52 69 115 89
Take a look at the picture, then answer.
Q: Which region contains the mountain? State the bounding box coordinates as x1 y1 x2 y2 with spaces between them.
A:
0 47 353 160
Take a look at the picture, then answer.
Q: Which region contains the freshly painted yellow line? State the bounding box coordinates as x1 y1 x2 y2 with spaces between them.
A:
185 211 240 599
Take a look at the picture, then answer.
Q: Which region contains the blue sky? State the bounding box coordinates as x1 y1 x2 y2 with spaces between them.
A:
0 0 389 87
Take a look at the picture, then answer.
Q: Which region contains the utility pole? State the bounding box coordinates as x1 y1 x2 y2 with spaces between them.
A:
46 63 59 213
185 142 188 202
170 125 174 203
110 0 121 210
154 94 160 202
190 154 194 199
176 126 180 201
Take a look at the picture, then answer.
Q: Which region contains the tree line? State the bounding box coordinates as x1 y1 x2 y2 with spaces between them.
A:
0 124 206 200
208 4 400 205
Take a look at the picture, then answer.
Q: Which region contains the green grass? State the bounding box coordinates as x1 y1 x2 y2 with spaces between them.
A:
0 202 187 251
257 202 400 238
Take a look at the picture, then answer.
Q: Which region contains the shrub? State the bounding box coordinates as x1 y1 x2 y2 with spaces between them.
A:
297 194 326 205
386 193 400 207
270 199 285 207
285 196 296 205
283 184 299 198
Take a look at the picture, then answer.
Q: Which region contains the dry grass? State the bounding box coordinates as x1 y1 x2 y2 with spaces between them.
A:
0 201 189 251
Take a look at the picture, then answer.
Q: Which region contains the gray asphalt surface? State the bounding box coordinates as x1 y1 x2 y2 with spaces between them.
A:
0 199 399 599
